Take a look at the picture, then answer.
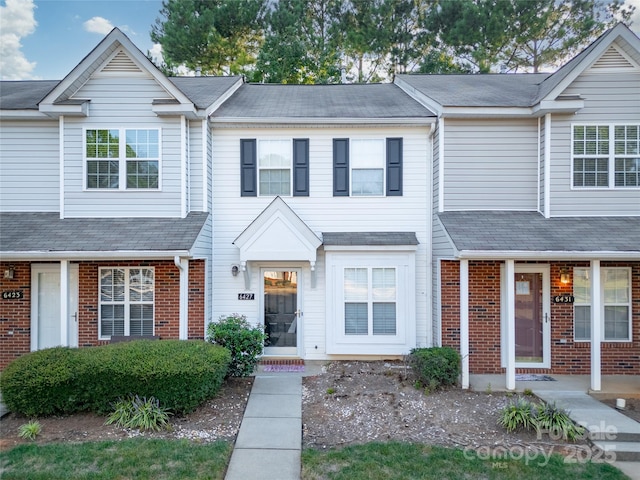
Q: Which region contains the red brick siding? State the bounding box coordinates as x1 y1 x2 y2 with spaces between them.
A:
0 262 32 368
0 259 206 369
440 260 640 375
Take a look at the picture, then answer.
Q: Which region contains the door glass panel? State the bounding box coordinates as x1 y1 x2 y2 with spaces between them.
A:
38 271 61 349
264 271 297 348
515 272 543 363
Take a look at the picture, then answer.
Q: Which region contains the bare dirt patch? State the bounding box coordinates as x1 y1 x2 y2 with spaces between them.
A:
0 377 253 451
302 361 589 457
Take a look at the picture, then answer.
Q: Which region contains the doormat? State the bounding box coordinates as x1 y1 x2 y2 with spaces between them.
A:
515 374 556 381
262 365 305 372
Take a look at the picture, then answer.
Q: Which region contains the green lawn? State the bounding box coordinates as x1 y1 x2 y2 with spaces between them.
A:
0 438 232 480
1 439 628 480
301 442 628 480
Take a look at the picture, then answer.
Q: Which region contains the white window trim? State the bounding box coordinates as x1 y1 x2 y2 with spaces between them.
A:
349 138 386 197
257 138 293 197
98 267 155 340
573 266 632 342
83 127 162 191
571 123 640 190
326 251 416 355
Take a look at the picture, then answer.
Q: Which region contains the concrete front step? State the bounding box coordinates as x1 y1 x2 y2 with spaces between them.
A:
590 441 640 462
588 429 640 443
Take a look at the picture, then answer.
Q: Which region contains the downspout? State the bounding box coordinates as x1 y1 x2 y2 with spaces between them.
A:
174 256 189 340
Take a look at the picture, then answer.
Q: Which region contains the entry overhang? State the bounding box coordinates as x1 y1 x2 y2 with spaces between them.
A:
233 198 322 286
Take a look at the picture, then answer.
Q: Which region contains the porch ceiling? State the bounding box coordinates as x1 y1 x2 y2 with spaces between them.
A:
438 211 640 259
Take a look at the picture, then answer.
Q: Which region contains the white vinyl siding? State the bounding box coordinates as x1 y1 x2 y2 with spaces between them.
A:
212 126 430 359
63 76 183 217
573 267 632 342
0 120 60 212
550 64 640 215
443 119 538 210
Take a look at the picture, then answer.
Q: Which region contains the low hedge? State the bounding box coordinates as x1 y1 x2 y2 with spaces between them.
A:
408 346 461 390
0 340 230 417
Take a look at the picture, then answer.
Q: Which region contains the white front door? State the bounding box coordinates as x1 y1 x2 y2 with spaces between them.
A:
31 264 79 350
262 268 302 356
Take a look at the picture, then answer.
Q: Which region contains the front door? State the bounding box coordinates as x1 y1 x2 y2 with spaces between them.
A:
262 269 301 356
31 264 79 350
514 265 550 368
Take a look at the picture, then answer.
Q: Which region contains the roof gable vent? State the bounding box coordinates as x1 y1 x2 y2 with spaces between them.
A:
101 50 142 73
589 45 635 71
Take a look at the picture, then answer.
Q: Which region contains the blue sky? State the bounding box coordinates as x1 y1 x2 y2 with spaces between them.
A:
1 0 164 80
1 0 640 80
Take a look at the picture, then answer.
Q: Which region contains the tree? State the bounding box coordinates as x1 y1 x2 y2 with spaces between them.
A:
425 0 635 73
255 0 342 84
151 0 263 76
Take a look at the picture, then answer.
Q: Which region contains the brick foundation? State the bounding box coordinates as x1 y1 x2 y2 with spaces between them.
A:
440 260 640 375
0 259 206 369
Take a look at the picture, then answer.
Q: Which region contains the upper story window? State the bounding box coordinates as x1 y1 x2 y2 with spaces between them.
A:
86 129 160 190
240 138 309 197
572 125 639 189
258 140 292 196
573 267 632 342
333 138 403 197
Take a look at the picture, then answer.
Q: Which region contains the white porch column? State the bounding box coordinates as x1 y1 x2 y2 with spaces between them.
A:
505 259 516 390
460 259 469 389
591 260 602 391
60 260 68 346
175 257 190 340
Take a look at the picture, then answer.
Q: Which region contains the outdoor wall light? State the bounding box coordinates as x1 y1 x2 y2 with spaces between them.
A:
3 265 15 280
560 267 570 284
231 265 239 277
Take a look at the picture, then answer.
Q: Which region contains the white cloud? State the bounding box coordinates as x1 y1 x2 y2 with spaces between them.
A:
0 0 37 80
627 0 640 34
83 16 114 35
149 43 164 64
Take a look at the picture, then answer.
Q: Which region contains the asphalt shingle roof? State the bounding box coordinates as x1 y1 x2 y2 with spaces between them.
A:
438 211 640 253
0 212 209 253
0 81 59 110
212 83 435 119
322 232 419 246
168 76 242 109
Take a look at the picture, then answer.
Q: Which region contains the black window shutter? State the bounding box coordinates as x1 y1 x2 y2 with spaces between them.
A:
333 138 349 196
386 137 403 196
240 139 257 197
293 139 309 196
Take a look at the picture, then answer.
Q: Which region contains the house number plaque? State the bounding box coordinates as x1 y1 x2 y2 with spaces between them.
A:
238 293 255 300
2 290 24 300
552 295 575 304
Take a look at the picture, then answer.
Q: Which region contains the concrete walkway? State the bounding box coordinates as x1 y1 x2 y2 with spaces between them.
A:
225 375 302 480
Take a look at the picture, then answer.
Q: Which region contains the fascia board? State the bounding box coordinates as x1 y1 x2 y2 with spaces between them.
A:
533 98 584 115
456 250 640 260
440 107 533 118
39 101 90 117
151 103 199 119
0 110 51 119
0 250 192 261
209 117 435 127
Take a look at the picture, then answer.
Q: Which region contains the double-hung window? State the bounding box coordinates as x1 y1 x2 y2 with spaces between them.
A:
572 125 640 188
344 267 397 336
573 267 632 341
333 137 403 197
240 138 309 197
99 267 154 339
259 140 292 196
86 129 160 189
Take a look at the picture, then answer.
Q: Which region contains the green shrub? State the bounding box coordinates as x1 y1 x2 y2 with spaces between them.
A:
0 340 230 417
408 347 461 391
206 314 266 377
106 395 172 431
535 401 585 441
